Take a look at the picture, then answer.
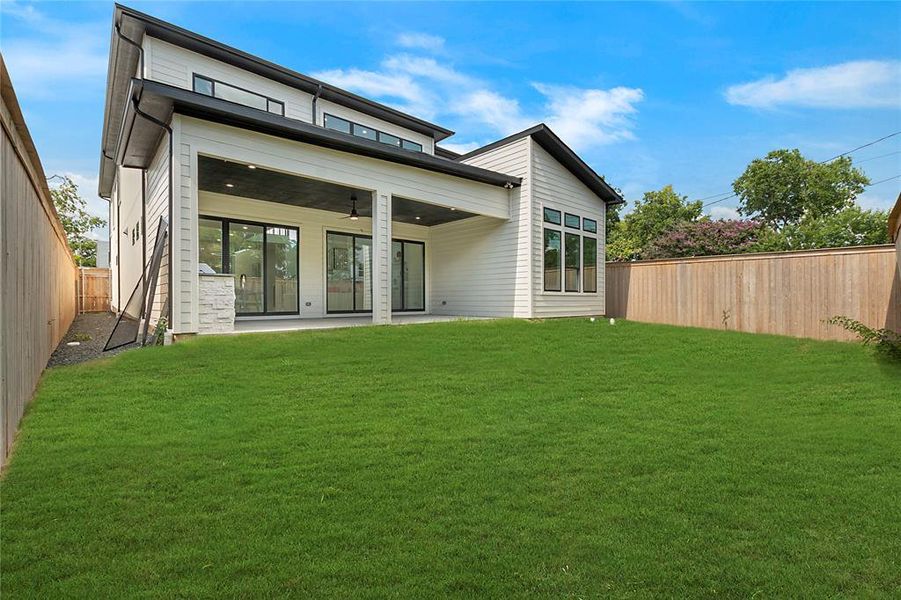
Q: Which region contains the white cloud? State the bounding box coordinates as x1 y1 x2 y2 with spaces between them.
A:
0 1 108 98
855 192 896 212
708 205 741 220
725 60 901 109
396 32 445 52
314 55 643 153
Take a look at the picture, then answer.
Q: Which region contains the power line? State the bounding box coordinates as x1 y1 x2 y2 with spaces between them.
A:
853 150 901 165
698 131 901 209
821 131 901 163
866 174 900 187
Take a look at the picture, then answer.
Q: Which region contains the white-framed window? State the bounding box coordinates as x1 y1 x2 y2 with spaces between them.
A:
542 205 598 294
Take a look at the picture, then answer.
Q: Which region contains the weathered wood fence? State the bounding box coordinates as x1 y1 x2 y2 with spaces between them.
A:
1 57 79 465
606 245 900 342
77 267 111 313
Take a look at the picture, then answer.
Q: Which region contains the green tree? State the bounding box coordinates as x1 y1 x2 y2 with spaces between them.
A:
753 206 889 252
606 185 703 260
50 176 106 266
733 149 869 230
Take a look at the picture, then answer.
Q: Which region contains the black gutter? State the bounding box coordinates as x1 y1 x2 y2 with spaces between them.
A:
132 79 520 188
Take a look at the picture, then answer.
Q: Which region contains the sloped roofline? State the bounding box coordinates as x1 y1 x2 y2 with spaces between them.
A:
459 124 625 205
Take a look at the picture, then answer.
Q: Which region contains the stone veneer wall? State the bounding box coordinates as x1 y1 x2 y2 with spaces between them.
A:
198 274 235 334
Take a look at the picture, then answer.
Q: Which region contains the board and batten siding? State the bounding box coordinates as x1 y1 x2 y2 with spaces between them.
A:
435 137 531 316
530 140 606 317
1 66 78 464
143 37 314 123
199 191 430 318
174 116 510 332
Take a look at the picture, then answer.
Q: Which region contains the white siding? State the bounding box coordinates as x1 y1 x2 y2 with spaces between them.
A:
114 167 144 311
145 136 170 326
530 140 606 317
198 191 429 319
143 37 314 123
316 99 435 154
432 137 530 317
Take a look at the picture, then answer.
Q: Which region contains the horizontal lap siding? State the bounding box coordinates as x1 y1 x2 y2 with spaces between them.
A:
530 141 606 317
440 137 530 316
1 98 78 464
114 168 144 310
145 138 170 326
199 191 429 318
605 246 900 341
144 37 313 123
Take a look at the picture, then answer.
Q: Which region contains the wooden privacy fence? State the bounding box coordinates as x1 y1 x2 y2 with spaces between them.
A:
77 267 111 313
1 56 79 465
605 245 900 342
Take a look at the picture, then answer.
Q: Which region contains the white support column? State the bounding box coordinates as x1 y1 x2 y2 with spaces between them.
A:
371 189 392 324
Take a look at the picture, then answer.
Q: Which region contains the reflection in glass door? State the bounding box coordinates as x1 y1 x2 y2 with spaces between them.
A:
326 231 372 313
229 222 264 314
265 226 299 313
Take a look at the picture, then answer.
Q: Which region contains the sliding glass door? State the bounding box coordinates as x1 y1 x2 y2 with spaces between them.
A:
327 232 373 313
392 240 425 311
328 232 425 314
198 216 299 316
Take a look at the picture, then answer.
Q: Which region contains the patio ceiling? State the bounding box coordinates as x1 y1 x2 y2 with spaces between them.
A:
198 156 477 226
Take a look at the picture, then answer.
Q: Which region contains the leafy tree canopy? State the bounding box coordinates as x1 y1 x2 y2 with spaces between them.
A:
733 149 869 230
607 185 703 260
50 176 106 267
754 205 889 252
645 219 764 259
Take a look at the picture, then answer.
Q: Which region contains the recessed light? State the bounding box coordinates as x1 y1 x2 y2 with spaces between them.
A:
415 216 421 220
450 207 456 211
225 183 234 188
247 164 256 169
242 226 248 230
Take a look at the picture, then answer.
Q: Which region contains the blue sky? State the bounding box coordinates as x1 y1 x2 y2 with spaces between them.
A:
2 1 899 235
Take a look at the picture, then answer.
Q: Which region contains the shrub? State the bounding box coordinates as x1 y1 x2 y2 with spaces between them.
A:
644 219 763 259
826 316 901 359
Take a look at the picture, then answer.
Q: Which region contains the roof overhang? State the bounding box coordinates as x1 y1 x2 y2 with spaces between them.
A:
113 79 521 193
459 124 625 205
100 3 457 197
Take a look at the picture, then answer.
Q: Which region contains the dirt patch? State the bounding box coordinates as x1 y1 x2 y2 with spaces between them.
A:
48 313 141 367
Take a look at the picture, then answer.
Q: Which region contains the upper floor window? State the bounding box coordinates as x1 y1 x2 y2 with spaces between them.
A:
324 113 424 153
193 74 285 116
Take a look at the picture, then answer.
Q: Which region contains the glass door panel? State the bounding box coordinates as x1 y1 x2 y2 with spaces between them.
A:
354 237 372 312
229 223 264 314
391 241 403 310
402 242 424 311
265 226 299 313
326 232 354 312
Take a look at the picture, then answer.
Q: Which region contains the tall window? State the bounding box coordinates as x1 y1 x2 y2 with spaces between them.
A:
564 233 580 292
583 237 597 293
544 229 561 292
392 240 425 311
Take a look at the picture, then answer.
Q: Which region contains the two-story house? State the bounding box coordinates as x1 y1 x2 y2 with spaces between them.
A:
100 4 623 340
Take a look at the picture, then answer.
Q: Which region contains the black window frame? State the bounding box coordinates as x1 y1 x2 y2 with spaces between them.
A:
199 215 300 316
393 238 426 312
564 232 581 292
582 236 598 294
326 231 372 314
323 113 425 153
543 207 562 225
543 228 562 292
564 213 581 229
583 218 597 234
192 73 285 117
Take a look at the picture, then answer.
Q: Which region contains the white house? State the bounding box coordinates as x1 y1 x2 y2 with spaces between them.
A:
100 4 624 337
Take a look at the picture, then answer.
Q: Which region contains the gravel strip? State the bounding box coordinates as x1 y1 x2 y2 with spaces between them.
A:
48 313 141 367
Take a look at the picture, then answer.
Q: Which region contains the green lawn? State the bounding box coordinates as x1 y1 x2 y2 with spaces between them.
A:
2 319 899 598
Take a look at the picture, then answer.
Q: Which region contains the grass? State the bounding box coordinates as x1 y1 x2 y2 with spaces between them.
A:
2 318 899 598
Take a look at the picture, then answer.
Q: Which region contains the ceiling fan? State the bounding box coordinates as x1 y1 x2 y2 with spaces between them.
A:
341 193 360 220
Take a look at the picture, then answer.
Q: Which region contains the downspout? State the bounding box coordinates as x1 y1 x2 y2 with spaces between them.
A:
103 149 121 311
311 84 323 125
130 93 173 336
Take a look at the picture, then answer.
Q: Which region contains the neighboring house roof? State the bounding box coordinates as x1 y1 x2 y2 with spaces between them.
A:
100 3 455 197
889 191 901 242
459 124 625 205
118 79 521 190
